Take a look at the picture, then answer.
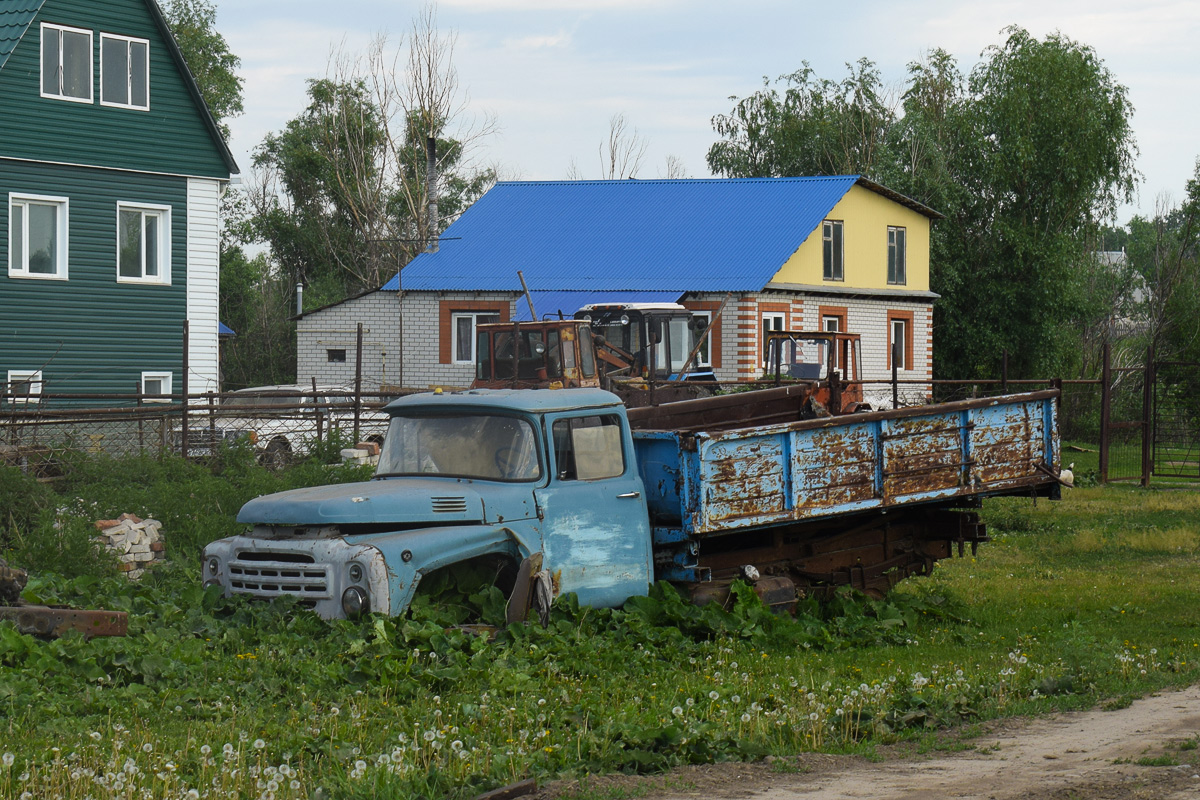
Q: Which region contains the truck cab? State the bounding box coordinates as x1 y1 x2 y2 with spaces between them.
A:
202 389 652 620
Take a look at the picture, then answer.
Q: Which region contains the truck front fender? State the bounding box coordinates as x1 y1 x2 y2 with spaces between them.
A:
344 525 528 616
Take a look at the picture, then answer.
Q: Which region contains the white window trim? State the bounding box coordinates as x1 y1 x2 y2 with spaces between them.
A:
822 315 841 332
8 193 69 280
691 310 713 366
761 311 786 368
890 318 909 371
451 312 497 365
116 202 172 285
40 23 93 104
140 371 172 402
7 370 43 404
99 32 150 111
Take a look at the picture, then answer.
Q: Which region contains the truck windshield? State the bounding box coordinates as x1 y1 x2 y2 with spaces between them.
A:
376 413 542 481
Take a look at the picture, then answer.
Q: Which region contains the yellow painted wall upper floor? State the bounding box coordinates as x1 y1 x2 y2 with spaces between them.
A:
771 184 931 292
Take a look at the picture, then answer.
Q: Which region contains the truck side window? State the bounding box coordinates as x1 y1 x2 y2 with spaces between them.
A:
552 415 625 481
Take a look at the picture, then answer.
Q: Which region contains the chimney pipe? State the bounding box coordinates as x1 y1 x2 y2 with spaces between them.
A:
426 136 439 253
296 283 303 316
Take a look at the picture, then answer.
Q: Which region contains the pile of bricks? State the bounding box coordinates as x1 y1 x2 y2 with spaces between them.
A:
94 514 165 580
340 440 381 467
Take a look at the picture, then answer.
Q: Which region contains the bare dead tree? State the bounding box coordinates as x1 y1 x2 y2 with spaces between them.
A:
599 113 648 179
661 154 688 179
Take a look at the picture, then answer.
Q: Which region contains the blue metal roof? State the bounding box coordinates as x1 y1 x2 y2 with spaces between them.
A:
0 0 44 71
218 322 236 337
381 176 862 294
513 290 682 321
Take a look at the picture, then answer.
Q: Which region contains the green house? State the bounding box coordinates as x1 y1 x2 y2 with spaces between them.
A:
0 0 237 402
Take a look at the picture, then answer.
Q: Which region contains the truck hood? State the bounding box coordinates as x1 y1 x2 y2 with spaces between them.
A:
236 478 533 527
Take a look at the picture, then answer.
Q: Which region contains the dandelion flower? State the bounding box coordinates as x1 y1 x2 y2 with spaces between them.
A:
1 753 12 768
709 691 719 700
254 739 265 750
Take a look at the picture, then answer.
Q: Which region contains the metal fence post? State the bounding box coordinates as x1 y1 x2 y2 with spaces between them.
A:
1099 340 1111 483
354 323 363 444
181 320 189 460
1142 344 1155 487
1000 349 1008 395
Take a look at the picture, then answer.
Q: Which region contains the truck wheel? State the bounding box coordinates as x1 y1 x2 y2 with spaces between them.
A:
261 439 292 470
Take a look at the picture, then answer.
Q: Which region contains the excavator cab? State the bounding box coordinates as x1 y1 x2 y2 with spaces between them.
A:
574 303 714 382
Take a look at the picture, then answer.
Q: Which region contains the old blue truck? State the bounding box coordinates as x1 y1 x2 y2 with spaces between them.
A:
201 386 1063 620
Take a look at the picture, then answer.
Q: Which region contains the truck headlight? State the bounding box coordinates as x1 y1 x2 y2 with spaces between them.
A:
207 558 219 575
341 587 368 618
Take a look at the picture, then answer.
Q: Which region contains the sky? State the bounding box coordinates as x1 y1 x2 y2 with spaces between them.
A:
216 0 1200 224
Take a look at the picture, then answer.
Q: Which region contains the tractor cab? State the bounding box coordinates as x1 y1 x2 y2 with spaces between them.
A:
765 330 868 413
473 319 601 389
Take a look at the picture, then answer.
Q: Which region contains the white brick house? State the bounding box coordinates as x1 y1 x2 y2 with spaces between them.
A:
296 177 940 397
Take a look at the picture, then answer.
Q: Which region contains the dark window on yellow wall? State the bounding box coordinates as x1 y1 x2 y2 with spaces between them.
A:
888 226 906 285
823 220 843 281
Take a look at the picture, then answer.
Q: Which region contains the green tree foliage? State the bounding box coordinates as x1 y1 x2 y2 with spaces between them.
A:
708 58 897 180
1125 160 1200 361
160 0 244 140
248 12 496 310
707 29 1138 380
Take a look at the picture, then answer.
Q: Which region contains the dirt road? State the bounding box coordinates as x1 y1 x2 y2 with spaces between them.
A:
535 685 1200 800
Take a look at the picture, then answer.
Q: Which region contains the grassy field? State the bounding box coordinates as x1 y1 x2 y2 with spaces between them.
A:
1 451 1198 800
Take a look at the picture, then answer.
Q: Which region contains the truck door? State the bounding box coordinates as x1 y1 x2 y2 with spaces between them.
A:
535 412 653 608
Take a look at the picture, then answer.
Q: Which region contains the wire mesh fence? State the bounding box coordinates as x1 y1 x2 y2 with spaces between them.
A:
0 390 394 475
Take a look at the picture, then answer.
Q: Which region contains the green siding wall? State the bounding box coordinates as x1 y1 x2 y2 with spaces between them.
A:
1 159 186 395
0 0 230 179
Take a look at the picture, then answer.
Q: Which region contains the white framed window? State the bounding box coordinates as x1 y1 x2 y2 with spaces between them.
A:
691 311 713 366
761 311 786 368
451 311 501 364
822 220 844 281
140 371 172 401
888 226 907 285
117 203 171 284
41 23 93 103
9 193 69 279
100 33 149 110
822 315 841 332
890 318 909 371
7 370 43 404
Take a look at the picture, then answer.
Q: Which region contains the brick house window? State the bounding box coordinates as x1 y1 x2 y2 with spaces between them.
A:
680 300 723 369
888 310 914 371
327 349 347 363
439 300 510 365
823 220 843 281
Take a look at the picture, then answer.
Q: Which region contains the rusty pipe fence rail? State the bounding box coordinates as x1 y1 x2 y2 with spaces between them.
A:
0 389 396 475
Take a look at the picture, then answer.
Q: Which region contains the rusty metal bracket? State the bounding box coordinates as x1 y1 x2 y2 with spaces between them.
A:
0 605 128 638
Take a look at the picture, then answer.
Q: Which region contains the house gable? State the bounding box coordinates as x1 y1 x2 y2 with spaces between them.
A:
0 0 235 179
772 183 933 292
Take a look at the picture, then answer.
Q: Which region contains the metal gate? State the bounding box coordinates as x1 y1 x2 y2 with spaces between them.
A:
1152 360 1200 479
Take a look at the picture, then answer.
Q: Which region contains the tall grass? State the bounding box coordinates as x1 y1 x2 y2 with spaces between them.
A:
1 454 1198 799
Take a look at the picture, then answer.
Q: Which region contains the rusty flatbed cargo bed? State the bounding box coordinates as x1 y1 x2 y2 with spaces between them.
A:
634 390 1059 536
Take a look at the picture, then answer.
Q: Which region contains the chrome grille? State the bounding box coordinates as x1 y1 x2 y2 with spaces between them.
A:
229 554 330 598
431 496 468 513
